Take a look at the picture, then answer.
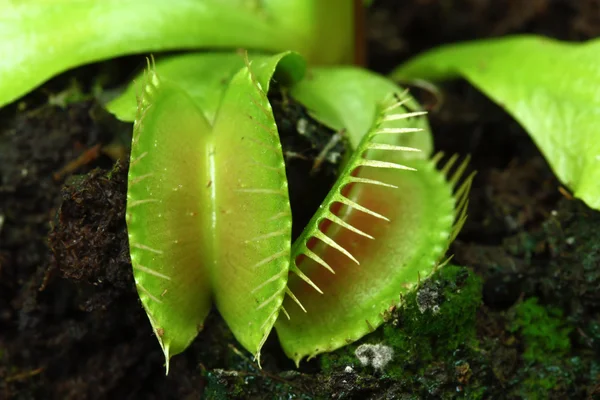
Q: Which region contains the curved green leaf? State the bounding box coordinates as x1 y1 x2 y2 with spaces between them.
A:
0 0 352 108
391 35 600 211
127 69 213 373
290 67 433 157
275 95 470 365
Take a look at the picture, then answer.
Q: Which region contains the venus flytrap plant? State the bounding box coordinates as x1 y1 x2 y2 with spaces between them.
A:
117 51 473 372
3 2 598 391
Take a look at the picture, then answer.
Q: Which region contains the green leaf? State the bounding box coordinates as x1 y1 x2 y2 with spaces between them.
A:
127 70 213 373
275 94 471 365
107 53 246 123
300 0 354 65
391 35 600 211
0 0 352 108
107 52 306 123
290 67 433 157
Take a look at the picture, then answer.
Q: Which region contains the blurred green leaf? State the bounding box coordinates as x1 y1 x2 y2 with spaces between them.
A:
391 35 600 210
0 0 351 108
107 51 305 123
291 67 433 157
107 53 245 123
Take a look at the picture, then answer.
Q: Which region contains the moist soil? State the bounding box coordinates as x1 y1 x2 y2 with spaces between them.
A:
1 1 599 399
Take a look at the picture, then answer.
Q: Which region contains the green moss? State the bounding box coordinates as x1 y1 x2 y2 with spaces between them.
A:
511 359 580 400
203 372 231 400
46 79 89 108
319 265 483 379
504 298 579 399
202 369 312 400
464 385 487 400
508 297 572 363
400 265 482 355
320 348 358 373
587 319 600 350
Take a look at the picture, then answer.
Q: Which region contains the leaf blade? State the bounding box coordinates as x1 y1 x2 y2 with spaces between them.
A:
127 69 213 372
0 0 352 108
391 35 600 210
208 53 304 360
290 67 433 157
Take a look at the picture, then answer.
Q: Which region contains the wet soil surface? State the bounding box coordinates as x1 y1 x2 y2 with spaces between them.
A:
1 1 600 399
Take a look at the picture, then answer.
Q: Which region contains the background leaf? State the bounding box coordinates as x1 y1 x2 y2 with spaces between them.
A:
391 35 600 210
290 67 433 157
107 51 305 123
107 53 246 123
0 0 351 108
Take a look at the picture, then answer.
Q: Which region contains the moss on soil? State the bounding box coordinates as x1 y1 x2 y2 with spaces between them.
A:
318 265 483 397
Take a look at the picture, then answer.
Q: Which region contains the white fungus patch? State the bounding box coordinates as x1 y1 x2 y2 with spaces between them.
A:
355 343 394 371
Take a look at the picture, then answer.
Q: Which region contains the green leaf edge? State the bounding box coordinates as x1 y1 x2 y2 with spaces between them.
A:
391 34 600 211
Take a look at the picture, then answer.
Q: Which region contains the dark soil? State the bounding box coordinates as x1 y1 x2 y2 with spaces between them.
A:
1 1 599 399
269 86 347 240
